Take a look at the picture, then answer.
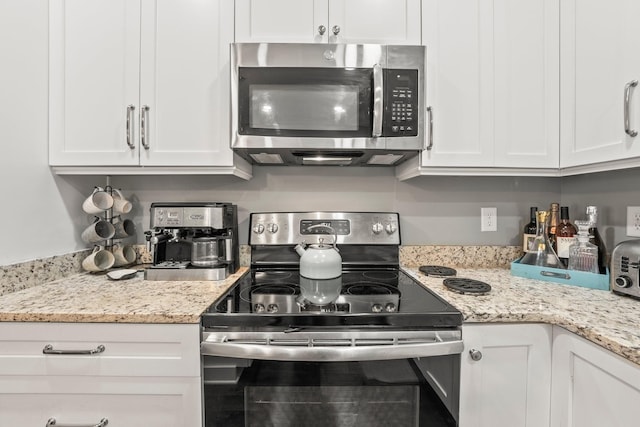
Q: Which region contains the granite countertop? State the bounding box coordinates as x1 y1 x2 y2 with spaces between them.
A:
402 266 640 366
0 267 248 324
0 264 638 366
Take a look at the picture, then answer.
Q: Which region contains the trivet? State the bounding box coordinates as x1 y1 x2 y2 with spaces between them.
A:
443 278 491 295
419 265 457 277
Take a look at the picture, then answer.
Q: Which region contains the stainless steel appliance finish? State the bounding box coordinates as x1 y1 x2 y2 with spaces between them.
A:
610 239 640 298
200 212 462 426
230 43 427 166
144 202 239 281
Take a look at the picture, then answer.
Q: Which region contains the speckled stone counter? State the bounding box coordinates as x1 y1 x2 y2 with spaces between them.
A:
402 266 640 366
0 267 248 324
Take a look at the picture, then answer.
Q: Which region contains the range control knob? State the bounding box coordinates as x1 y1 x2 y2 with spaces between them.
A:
254 303 265 313
253 224 265 234
266 223 279 234
385 303 397 312
615 275 633 288
372 222 384 234
371 303 383 313
385 223 397 234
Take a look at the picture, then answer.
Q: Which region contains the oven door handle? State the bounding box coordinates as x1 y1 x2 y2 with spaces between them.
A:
201 339 463 362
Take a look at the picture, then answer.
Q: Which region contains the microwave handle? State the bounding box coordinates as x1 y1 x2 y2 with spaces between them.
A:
372 64 383 137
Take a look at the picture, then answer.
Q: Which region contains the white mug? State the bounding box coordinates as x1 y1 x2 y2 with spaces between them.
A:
82 246 115 272
112 244 136 267
82 187 114 214
112 188 132 215
112 217 136 239
81 219 116 244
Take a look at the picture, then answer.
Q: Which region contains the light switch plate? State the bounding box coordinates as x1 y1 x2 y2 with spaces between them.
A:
481 207 497 232
627 206 640 237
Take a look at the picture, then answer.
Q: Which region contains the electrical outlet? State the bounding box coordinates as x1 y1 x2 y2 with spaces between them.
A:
627 206 640 237
481 207 497 232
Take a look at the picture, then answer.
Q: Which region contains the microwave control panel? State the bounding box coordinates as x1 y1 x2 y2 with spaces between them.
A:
383 69 419 137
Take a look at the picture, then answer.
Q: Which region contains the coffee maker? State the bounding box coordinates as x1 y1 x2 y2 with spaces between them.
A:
144 202 239 281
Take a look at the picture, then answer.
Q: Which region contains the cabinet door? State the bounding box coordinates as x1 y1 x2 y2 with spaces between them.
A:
420 0 493 167
328 0 421 45
459 323 552 427
235 0 329 43
560 0 640 169
0 376 202 427
550 327 640 427
49 0 141 166
493 0 559 168
139 0 235 166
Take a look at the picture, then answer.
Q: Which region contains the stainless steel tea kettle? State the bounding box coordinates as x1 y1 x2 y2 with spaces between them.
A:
294 225 342 279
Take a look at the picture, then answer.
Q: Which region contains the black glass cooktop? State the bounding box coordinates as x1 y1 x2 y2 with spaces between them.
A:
202 269 462 329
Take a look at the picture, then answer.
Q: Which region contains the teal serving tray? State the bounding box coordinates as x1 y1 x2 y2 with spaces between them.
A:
510 258 610 291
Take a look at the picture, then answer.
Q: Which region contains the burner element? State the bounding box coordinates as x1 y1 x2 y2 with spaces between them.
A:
419 265 457 277
443 278 491 295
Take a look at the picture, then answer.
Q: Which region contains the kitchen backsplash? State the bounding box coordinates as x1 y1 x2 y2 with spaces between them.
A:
0 245 520 297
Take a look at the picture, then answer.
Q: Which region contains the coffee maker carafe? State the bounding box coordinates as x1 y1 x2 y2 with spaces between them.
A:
144 202 239 281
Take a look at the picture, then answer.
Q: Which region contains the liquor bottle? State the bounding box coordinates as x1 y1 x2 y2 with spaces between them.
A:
586 205 608 274
568 220 598 273
556 206 577 267
520 210 563 268
548 203 560 252
522 206 538 253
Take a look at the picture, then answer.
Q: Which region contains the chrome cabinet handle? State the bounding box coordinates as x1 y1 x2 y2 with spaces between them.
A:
624 80 638 137
426 106 434 150
42 344 106 355
125 104 135 149
46 417 108 427
469 349 483 361
140 105 150 149
372 64 383 137
318 25 326 35
332 25 340 35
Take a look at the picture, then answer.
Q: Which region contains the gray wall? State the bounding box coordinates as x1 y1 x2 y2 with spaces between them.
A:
83 170 563 246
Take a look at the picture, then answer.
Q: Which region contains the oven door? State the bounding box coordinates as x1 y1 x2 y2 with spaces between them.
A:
201 330 461 427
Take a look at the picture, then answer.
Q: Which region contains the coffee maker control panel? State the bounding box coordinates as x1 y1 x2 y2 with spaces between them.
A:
150 203 229 229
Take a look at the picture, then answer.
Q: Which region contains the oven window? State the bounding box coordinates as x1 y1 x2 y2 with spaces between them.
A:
204 358 458 427
238 67 373 137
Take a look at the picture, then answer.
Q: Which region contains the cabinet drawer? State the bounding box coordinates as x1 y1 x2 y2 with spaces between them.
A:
0 322 200 377
0 375 202 427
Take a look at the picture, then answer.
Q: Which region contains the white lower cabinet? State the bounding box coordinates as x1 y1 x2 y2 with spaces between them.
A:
550 326 640 427
459 323 552 427
0 322 202 427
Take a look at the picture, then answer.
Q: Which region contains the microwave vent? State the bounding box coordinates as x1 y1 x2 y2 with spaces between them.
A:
367 154 405 165
250 153 285 164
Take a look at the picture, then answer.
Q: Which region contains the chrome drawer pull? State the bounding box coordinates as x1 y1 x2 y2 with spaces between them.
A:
42 344 106 355
46 417 108 427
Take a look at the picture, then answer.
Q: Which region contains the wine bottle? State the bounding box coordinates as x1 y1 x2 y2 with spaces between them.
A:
586 205 608 274
548 203 560 252
522 206 538 253
556 206 577 267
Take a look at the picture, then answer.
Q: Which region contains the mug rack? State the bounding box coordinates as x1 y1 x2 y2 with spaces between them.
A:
81 176 136 272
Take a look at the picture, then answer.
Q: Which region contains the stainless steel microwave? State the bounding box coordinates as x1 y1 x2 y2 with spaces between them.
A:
230 43 427 166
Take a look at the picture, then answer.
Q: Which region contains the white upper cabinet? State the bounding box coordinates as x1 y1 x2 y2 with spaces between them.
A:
560 0 640 172
49 0 141 166
49 0 251 177
397 0 559 178
235 0 421 45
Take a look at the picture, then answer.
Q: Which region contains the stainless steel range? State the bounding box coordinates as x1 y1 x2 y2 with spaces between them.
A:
200 212 463 427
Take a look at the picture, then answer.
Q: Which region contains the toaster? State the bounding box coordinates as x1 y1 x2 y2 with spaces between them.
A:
610 239 640 299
